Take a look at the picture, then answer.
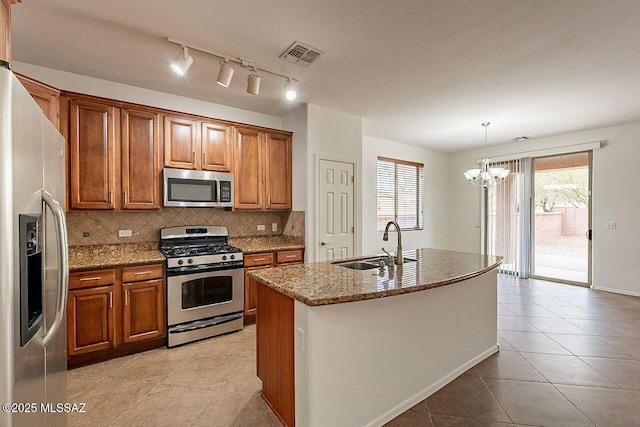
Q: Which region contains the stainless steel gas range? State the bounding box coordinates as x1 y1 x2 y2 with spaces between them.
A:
160 225 244 347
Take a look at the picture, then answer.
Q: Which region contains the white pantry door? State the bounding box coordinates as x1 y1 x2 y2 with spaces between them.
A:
317 159 355 261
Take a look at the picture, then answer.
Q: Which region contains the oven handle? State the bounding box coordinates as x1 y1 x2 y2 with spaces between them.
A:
168 312 243 334
166 262 244 277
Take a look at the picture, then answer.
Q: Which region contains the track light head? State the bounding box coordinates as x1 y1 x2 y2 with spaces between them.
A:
247 70 261 95
284 78 297 101
216 60 235 88
171 47 193 76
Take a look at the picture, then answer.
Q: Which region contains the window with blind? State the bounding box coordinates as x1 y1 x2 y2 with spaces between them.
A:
377 157 424 231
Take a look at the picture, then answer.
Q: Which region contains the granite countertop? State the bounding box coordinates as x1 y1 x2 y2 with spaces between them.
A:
69 242 165 271
229 235 305 254
249 248 503 307
68 236 305 271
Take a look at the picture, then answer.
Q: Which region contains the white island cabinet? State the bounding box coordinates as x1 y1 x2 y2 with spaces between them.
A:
250 248 502 427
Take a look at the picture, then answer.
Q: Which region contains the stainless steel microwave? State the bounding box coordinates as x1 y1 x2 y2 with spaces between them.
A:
163 169 234 208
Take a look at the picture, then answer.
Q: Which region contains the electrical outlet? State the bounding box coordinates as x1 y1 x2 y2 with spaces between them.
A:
296 327 305 352
272 223 278 232
82 232 90 238
133 230 140 236
605 221 616 229
257 224 266 231
119 229 133 237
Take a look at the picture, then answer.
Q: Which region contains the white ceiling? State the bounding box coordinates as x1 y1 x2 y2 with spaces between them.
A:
11 0 640 152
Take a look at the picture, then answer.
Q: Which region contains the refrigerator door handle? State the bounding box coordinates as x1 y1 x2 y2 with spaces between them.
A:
41 189 69 347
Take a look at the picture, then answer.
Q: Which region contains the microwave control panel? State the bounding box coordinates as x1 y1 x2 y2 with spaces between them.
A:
220 181 232 203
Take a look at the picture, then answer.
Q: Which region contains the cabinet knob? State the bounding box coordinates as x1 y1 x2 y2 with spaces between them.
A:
320 241 327 246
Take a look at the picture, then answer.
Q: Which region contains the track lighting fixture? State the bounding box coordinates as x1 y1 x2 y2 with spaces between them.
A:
284 79 297 101
216 59 235 88
171 46 193 76
247 68 261 95
167 38 299 100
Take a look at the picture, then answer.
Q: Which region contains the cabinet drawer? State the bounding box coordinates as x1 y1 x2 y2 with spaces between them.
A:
70 269 116 289
276 250 303 265
244 252 274 267
122 264 164 283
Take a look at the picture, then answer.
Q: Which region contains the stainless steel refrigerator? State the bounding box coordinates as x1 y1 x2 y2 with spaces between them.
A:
0 63 69 426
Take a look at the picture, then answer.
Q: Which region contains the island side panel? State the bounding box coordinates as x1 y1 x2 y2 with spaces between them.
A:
294 269 498 427
256 282 295 427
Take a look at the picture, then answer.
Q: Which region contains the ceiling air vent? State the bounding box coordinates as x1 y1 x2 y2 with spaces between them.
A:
280 41 325 67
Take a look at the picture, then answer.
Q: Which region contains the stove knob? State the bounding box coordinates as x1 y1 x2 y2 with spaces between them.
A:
188 258 193 264
178 260 184 265
230 254 235 260
222 255 227 261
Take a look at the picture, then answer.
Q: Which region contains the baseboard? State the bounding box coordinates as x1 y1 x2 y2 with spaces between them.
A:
591 285 640 298
367 344 499 427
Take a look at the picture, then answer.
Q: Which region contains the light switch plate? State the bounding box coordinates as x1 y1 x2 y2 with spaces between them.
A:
605 221 616 229
257 224 266 231
119 229 133 237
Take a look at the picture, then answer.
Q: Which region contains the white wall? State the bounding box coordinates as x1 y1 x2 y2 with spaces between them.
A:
12 62 283 129
282 104 308 212
305 104 363 262
361 136 451 255
449 121 640 296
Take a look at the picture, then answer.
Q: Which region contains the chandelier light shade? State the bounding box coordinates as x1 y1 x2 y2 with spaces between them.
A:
216 60 235 87
170 47 194 76
464 122 510 188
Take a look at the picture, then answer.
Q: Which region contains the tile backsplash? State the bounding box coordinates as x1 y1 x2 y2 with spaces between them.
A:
67 208 304 246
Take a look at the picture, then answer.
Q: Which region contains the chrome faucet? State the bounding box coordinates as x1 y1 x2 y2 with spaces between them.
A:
381 247 394 266
382 221 403 265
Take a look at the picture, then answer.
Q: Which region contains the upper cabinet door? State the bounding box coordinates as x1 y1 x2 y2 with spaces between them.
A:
121 108 160 210
201 121 233 172
265 132 292 210
234 127 263 209
69 99 117 210
163 115 198 169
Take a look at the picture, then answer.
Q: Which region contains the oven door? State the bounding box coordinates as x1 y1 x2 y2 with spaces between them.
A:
167 266 244 326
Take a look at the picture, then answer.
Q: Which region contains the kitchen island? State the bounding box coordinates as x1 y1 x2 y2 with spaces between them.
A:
249 248 502 427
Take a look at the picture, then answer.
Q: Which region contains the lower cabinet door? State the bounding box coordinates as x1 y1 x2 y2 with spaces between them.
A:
67 286 116 355
122 279 165 343
244 265 273 317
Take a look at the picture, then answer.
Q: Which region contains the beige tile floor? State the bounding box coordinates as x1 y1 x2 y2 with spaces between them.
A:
386 276 640 426
68 276 640 426
66 324 281 427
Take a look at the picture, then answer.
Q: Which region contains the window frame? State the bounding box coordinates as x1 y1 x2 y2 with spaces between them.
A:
376 156 424 232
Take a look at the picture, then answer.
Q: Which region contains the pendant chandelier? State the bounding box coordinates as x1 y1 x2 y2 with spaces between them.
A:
464 122 509 188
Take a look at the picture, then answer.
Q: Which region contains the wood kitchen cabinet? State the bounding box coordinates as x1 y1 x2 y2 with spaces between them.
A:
67 264 166 368
164 114 233 172
121 107 161 209
68 98 118 210
243 249 303 325
16 73 60 130
234 127 292 210
63 93 161 211
67 269 117 356
122 264 165 343
1 0 20 63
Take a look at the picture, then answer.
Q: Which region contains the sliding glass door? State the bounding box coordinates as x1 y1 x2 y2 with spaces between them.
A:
531 152 591 285
484 151 592 285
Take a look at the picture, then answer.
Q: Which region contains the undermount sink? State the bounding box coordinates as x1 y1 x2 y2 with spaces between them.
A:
336 261 380 270
334 256 417 270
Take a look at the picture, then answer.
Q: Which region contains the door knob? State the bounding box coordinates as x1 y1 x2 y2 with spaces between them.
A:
320 241 327 246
